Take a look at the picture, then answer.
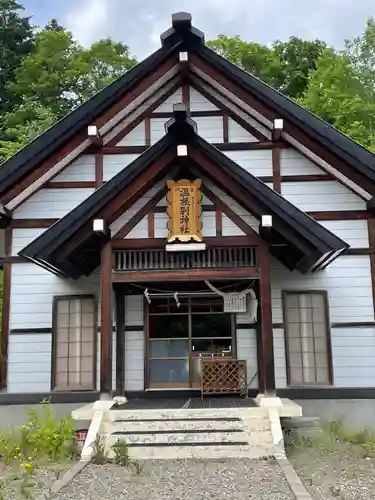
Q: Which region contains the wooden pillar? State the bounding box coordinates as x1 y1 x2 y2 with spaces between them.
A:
0 228 12 389
100 241 113 395
258 249 276 394
115 289 125 395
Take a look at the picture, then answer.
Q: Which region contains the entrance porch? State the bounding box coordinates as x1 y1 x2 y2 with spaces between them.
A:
99 239 275 399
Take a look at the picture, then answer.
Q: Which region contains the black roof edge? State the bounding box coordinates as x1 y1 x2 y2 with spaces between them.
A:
195 45 375 184
0 30 186 196
19 132 175 262
161 12 204 50
189 132 348 255
20 102 348 278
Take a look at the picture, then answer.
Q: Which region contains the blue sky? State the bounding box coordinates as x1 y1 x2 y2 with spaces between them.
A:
22 0 375 60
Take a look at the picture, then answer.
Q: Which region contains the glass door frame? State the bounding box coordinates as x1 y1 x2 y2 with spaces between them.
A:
145 295 237 389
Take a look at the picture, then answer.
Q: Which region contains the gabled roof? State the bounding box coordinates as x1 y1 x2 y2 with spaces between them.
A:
20 105 348 279
2 11 375 203
195 45 375 184
1 12 375 201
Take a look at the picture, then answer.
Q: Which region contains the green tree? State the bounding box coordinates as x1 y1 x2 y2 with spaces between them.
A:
207 35 326 98
0 0 35 113
10 27 137 117
0 98 57 162
299 48 375 152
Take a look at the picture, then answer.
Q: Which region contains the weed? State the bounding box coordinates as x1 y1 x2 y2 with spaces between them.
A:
112 439 130 467
92 436 108 465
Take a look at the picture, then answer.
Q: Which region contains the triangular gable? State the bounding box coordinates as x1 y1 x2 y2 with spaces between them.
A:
3 12 373 214
20 106 347 278
110 179 259 241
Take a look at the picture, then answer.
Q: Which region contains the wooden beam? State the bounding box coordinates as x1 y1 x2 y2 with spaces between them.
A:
114 188 166 240
151 110 223 118
308 210 372 221
148 212 155 238
272 128 281 193
100 241 113 395
45 181 96 189
106 78 181 147
368 220 375 316
100 142 289 155
112 267 259 283
10 219 59 228
2 55 179 205
112 235 260 250
95 152 103 189
258 249 276 393
0 228 12 389
189 147 312 254
182 83 190 115
202 185 265 246
223 114 229 143
115 289 125 395
88 125 102 148
189 54 375 196
189 79 267 141
56 149 175 260
216 208 222 236
145 117 151 146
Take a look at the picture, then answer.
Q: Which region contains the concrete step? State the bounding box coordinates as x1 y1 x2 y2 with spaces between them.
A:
105 407 269 422
106 430 249 446
103 442 274 460
101 418 245 434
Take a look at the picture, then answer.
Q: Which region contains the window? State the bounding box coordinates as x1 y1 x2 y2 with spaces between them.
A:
283 291 332 386
53 295 97 391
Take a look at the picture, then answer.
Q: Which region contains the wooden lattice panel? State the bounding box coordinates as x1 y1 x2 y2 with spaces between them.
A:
201 358 247 399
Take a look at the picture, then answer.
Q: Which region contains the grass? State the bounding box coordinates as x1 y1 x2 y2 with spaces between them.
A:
0 399 77 499
285 418 375 458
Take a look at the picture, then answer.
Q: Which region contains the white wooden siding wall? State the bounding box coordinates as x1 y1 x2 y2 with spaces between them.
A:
204 180 260 233
223 150 272 177
116 122 146 146
8 263 99 393
51 154 96 182
228 118 258 143
150 118 168 145
331 327 375 387
194 116 223 143
14 188 95 219
155 88 183 112
189 88 218 111
280 149 322 176
103 154 140 181
110 182 164 237
125 295 144 391
271 256 375 388
318 220 369 248
236 303 258 388
281 181 366 211
12 228 47 256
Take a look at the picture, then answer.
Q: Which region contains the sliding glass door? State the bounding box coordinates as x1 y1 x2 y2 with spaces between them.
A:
147 296 234 389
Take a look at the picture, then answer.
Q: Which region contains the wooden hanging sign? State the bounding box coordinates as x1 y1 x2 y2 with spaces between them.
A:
167 179 202 242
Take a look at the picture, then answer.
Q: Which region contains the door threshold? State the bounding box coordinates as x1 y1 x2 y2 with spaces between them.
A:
145 388 200 392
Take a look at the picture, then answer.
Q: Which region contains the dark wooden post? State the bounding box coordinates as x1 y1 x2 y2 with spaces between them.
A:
258 249 276 394
100 241 113 395
115 289 125 395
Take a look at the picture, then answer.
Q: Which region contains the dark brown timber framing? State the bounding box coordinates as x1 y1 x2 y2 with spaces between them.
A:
188 52 375 195
100 242 113 394
368 219 375 314
258 249 276 393
0 228 12 388
115 289 125 395
20 107 348 278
